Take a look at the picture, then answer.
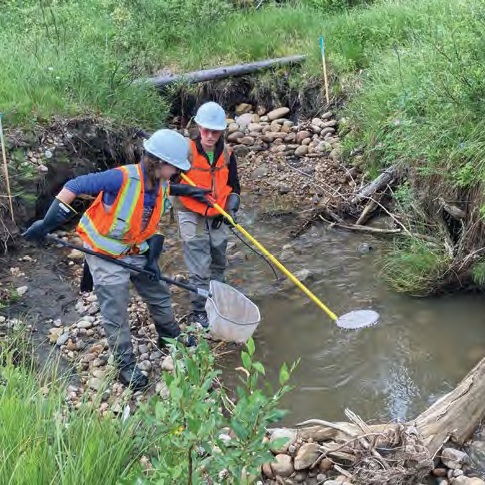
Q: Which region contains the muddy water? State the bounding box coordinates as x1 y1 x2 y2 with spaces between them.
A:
180 203 485 426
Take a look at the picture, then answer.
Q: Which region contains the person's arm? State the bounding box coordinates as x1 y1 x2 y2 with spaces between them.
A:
64 168 124 198
22 168 124 241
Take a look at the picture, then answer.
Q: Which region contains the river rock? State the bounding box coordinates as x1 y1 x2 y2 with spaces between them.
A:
295 145 309 157
228 122 239 133
252 166 269 179
138 360 152 372
161 355 174 371
441 448 470 469
49 327 64 344
321 111 333 119
322 119 338 128
232 144 250 158
330 146 343 162
227 131 244 142
310 124 322 134
68 249 84 261
267 107 290 121
281 124 291 134
92 369 105 379
248 123 263 132
319 458 333 472
77 319 93 329
235 103 252 115
56 333 69 346
294 442 320 470
270 454 294 477
156 381 170 399
261 461 274 479
453 478 485 485
302 137 311 146
88 377 103 391
320 127 336 138
297 130 311 142
311 118 324 127
239 136 255 146
236 112 254 130
16 285 28 296
269 428 297 453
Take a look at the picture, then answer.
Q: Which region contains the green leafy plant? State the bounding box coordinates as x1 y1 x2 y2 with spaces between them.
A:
137 337 295 483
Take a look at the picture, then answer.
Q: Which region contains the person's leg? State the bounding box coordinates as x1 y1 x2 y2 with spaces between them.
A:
128 255 178 336
178 211 211 325
208 221 228 283
84 253 147 391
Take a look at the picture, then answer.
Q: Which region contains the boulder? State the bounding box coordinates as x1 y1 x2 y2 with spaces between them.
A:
267 107 290 121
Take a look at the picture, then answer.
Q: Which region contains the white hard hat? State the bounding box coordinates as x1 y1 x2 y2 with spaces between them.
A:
143 129 190 171
194 102 227 131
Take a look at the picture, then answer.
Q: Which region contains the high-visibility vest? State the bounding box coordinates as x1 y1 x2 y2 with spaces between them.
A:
77 164 168 257
178 140 232 217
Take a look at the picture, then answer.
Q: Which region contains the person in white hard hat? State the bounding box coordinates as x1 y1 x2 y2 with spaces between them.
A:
23 129 211 391
173 102 241 329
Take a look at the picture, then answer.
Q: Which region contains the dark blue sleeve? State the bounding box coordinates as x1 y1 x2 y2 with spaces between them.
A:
64 168 124 196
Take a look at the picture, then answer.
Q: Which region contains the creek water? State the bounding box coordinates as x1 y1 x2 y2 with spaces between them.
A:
184 203 485 426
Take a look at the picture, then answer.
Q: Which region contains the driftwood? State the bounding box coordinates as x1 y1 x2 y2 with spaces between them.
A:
351 165 399 204
266 355 485 483
140 55 306 89
413 353 485 456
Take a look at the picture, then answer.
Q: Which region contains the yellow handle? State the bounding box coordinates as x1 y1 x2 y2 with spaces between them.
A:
180 173 338 321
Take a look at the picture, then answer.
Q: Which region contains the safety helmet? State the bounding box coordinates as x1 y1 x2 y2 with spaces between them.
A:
143 129 190 171
194 101 227 131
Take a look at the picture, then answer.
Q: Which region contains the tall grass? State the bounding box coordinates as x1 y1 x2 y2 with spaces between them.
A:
1 0 480 130
0 346 149 484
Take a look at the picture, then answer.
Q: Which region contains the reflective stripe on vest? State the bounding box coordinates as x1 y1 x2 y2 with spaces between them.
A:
77 164 166 257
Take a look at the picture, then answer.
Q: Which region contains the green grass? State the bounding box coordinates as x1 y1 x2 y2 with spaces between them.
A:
0 354 149 484
1 0 480 130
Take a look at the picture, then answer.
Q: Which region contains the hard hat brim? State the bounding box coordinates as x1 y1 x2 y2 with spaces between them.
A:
194 115 227 131
143 140 191 171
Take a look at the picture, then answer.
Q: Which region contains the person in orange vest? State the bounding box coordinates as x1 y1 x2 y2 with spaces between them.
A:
174 102 241 328
23 129 211 391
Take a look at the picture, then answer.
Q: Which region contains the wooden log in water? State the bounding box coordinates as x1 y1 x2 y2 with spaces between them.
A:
413 354 485 456
139 55 306 89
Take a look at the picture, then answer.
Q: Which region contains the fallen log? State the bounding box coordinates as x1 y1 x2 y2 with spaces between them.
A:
413 354 485 456
138 55 306 89
351 165 399 204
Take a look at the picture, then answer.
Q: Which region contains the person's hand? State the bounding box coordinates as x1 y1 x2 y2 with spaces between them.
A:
224 193 240 225
170 184 213 206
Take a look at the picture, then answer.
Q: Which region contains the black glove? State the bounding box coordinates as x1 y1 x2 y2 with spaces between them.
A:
22 198 77 242
144 234 164 281
224 193 240 225
170 183 213 206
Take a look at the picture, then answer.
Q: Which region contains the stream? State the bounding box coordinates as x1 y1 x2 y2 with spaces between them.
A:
168 198 485 426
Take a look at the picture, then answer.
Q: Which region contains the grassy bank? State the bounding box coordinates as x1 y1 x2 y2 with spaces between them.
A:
0 0 476 126
0 333 292 483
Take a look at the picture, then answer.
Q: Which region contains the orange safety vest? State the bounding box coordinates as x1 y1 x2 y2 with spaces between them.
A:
77 164 169 257
178 140 232 217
